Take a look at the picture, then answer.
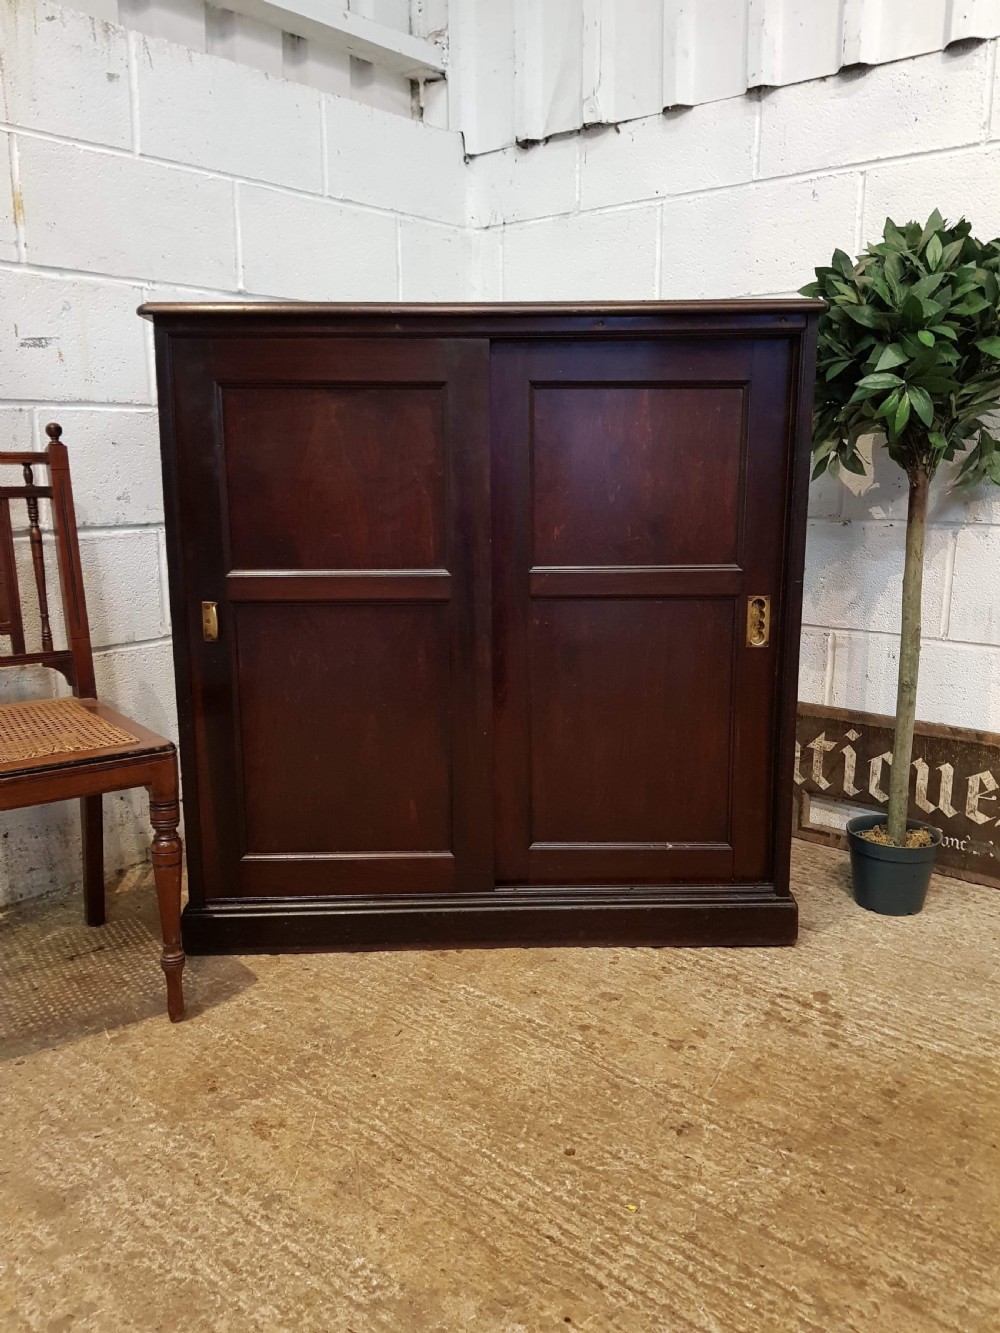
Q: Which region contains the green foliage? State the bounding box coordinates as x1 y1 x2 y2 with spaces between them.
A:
801 212 1000 486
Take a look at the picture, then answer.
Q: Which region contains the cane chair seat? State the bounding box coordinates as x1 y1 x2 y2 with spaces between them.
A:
0 697 137 763
0 697 173 776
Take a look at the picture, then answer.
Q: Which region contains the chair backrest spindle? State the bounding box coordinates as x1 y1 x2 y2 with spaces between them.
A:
22 458 53 652
0 423 97 697
0 494 26 654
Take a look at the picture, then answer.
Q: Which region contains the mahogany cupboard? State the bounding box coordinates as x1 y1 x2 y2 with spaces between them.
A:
141 301 821 952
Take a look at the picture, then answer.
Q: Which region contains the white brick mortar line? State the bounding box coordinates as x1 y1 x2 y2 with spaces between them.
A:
481 139 998 230
6 107 997 239
7 136 25 262
232 182 245 293
156 530 171 640
854 172 867 253
824 634 836 706
0 257 241 296
126 30 142 155
43 523 168 538
0 122 468 230
939 531 959 639
982 39 998 140
653 201 663 296
93 635 174 656
320 96 330 196
805 623 999 651
807 516 1000 532
2 401 158 413
139 286 158 403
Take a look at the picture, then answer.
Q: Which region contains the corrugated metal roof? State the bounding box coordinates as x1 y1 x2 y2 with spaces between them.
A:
458 0 1000 153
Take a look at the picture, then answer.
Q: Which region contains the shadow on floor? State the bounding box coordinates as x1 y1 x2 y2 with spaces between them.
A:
0 864 256 1061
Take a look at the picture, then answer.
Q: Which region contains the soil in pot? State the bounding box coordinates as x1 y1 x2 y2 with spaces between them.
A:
858 824 934 848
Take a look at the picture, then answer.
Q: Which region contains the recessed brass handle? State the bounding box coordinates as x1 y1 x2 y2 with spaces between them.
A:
746 595 771 648
201 601 219 642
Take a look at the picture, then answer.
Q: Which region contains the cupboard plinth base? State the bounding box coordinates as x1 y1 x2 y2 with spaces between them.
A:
181 886 798 953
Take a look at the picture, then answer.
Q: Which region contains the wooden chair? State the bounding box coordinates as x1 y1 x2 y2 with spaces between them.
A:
0 424 185 1021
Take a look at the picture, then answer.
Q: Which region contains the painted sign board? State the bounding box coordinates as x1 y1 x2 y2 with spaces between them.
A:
793 704 1000 889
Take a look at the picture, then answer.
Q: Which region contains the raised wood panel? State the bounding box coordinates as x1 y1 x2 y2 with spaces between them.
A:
235 602 452 855
222 385 446 571
162 335 493 903
493 337 790 889
528 598 735 847
531 384 746 568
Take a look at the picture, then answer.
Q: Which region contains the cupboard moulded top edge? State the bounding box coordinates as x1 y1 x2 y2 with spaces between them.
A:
138 298 825 327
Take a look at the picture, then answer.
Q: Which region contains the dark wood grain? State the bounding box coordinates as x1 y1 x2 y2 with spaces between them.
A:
531 384 746 567
163 335 493 902
235 602 452 856
528 567 742 597
222 385 447 571
526 599 735 849
491 338 790 891
0 426 185 1017
181 886 798 953
146 302 821 951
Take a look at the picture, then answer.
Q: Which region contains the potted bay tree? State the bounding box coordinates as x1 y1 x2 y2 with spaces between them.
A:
803 211 1000 915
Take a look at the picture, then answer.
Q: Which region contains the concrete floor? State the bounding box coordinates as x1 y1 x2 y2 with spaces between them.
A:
0 843 997 1333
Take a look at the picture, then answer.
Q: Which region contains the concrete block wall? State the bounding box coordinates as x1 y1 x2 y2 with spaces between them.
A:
0 0 477 905
2 2 998 905
473 40 1000 737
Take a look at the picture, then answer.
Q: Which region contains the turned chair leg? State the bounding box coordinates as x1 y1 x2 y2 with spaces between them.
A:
149 755 186 1022
80 794 105 926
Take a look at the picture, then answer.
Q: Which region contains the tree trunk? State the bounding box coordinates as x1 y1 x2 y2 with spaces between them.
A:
886 465 930 844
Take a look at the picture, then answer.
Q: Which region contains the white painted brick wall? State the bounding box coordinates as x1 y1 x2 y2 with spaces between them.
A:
503 207 660 300
135 34 324 191
11 526 164 647
579 98 757 211
39 409 164 527
324 94 466 224
399 222 502 300
659 174 862 299
863 146 1000 244
949 527 1000 646
803 522 951 638
799 628 834 703
2 0 1000 905
831 636 1000 734
0 271 150 403
0 408 35 453
238 185 398 300
0 1 133 148
18 137 238 287
756 46 989 179
0 134 17 261
470 137 579 227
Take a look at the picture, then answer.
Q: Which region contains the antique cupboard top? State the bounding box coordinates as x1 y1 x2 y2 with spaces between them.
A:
138 299 824 337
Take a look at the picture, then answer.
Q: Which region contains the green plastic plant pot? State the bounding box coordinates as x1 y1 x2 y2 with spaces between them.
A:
846 813 942 916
